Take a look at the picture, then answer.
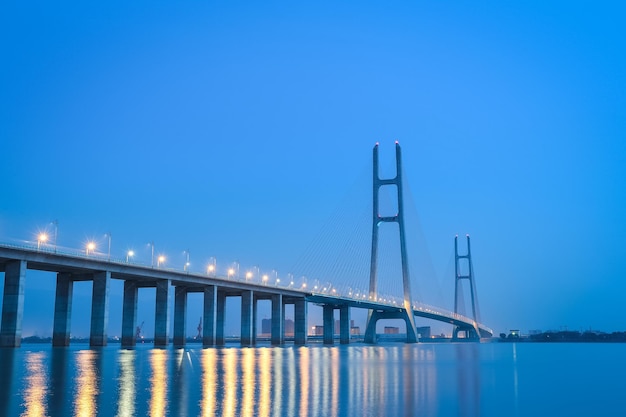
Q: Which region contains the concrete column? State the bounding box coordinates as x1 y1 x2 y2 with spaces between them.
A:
173 286 187 347
364 310 379 344
121 280 138 347
294 298 307 345
52 273 73 346
339 305 351 345
90 271 110 347
252 296 258 345
154 280 171 347
241 290 253 346
271 294 284 345
323 304 334 345
203 285 217 346
0 260 26 347
215 290 226 346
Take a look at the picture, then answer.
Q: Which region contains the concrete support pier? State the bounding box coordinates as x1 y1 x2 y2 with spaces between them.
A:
154 280 171 347
339 305 351 344
323 304 334 345
203 285 217 347
173 286 187 347
271 294 283 345
121 281 138 347
215 290 226 346
294 298 307 345
241 290 253 346
0 260 27 347
252 296 258 345
52 273 73 347
90 271 110 347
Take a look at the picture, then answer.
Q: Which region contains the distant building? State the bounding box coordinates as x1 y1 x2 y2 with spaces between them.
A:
351 319 360 336
384 326 399 334
312 325 324 336
261 318 271 335
262 318 294 336
416 326 431 338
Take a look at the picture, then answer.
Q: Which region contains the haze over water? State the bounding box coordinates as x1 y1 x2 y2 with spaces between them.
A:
1 342 623 417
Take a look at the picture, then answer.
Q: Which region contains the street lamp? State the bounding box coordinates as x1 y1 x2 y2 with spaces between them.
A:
105 232 112 261
262 274 268 285
149 242 155 267
227 268 235 279
52 220 58 253
184 250 190 272
157 255 165 267
207 257 216 277
126 250 135 263
37 233 48 250
245 271 253 281
86 241 96 255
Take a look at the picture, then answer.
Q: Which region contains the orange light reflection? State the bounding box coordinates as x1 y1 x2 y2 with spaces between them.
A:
200 349 217 417
74 350 98 417
21 352 48 417
149 350 168 417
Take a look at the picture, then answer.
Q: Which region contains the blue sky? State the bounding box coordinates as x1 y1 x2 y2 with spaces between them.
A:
1 1 625 337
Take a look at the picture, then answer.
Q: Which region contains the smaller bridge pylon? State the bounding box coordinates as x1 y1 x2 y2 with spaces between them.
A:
453 234 482 340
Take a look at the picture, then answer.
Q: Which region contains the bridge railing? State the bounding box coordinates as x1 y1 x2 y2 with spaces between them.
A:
0 240 493 334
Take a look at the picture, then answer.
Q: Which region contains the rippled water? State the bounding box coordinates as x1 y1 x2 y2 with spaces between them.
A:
0 342 624 416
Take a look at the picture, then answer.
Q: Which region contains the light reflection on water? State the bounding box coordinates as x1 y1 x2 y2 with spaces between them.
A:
149 349 168 417
21 351 48 417
1 342 625 416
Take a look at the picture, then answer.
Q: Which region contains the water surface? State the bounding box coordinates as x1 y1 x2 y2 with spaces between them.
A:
0 342 623 416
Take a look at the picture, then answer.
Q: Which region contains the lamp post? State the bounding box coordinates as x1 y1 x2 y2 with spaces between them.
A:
207 257 216 277
184 249 190 272
52 220 58 253
157 255 165 268
149 242 155 267
126 250 135 263
105 232 112 261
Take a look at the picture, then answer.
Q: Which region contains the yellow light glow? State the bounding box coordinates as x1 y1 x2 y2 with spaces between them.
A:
207 264 215 272
246 271 253 279
38 233 48 242
158 255 165 263
228 268 235 276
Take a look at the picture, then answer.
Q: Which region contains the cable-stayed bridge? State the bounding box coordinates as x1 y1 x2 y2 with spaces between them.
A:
0 143 492 348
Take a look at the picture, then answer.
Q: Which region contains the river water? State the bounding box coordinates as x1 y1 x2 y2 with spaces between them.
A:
0 342 623 417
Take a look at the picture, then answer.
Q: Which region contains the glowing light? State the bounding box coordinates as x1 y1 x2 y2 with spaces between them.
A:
228 268 235 278
246 271 253 280
126 250 135 263
86 241 96 255
157 255 165 267
37 233 48 249
262 274 268 283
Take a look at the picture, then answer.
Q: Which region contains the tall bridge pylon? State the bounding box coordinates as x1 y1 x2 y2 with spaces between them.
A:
453 234 481 339
364 142 419 343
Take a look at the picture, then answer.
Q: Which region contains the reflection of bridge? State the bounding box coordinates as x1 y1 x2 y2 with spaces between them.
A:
0 143 492 348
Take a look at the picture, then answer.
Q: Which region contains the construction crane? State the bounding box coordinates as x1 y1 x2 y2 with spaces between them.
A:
196 317 202 339
136 321 144 340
